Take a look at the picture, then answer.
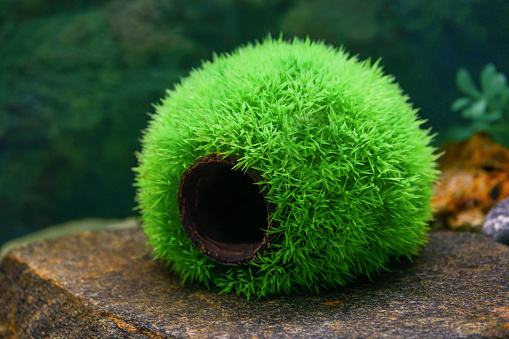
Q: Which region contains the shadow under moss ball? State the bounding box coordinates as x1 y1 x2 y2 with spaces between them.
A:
134 37 439 298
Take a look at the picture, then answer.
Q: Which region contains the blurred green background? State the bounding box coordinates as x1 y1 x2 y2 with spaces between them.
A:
1 0 508 246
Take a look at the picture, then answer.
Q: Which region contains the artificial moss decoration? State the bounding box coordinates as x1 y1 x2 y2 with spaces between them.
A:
134 36 438 298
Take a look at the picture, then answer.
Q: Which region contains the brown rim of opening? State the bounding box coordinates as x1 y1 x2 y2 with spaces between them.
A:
177 153 276 265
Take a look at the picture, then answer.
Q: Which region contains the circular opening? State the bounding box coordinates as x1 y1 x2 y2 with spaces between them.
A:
178 153 273 265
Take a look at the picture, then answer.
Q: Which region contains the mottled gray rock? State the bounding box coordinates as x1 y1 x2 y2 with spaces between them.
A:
483 197 509 245
1 220 509 338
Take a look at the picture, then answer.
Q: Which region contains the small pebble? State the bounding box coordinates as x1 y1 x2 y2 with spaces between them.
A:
482 197 509 245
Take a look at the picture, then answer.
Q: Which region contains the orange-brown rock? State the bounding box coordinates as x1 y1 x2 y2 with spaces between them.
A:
433 132 509 230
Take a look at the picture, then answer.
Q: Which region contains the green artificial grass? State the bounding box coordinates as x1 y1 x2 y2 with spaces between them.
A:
134 36 439 298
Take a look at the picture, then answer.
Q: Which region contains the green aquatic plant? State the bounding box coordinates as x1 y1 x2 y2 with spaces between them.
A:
134 36 439 298
450 63 509 146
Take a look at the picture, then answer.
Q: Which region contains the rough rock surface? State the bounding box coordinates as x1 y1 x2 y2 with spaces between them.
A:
1 221 509 338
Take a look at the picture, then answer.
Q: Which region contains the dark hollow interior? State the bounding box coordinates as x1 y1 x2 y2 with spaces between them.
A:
183 163 268 245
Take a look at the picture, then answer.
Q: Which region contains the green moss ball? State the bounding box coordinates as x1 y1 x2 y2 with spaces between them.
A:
134 37 438 298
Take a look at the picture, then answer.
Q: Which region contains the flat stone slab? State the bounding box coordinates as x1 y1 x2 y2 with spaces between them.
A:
1 221 509 338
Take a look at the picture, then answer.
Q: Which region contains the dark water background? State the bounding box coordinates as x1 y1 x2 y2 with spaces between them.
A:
1 0 508 246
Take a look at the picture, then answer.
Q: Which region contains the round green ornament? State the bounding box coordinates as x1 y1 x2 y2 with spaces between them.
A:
134 37 438 298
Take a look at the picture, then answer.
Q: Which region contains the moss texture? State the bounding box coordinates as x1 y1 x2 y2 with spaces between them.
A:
138 36 439 298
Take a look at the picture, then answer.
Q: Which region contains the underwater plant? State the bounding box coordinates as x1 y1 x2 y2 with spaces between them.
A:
450 63 509 146
134 36 439 298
